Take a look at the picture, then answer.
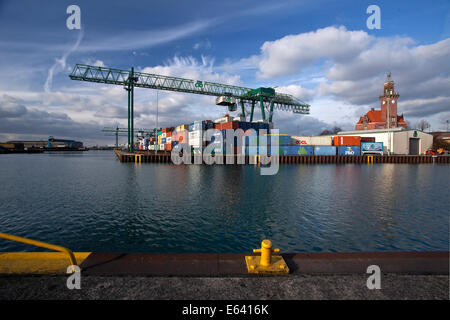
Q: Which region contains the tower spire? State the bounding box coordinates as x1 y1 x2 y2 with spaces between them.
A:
386 71 392 82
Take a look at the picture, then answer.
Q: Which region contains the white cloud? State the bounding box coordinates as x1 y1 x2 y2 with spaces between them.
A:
245 26 450 128
44 30 84 93
258 26 372 79
276 84 314 102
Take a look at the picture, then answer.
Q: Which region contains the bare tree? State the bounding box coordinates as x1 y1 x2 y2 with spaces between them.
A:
319 127 342 135
417 119 431 131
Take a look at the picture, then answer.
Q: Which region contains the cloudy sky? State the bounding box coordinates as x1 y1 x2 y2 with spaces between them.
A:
0 0 449 146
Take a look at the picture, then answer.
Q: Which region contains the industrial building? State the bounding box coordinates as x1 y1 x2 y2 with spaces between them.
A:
335 128 433 155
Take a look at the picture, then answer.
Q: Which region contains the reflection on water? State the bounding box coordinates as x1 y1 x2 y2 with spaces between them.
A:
0 151 448 253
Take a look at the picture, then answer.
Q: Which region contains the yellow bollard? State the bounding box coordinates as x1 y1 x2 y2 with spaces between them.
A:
135 154 142 163
253 239 279 266
255 155 260 166
367 155 374 164
245 239 289 274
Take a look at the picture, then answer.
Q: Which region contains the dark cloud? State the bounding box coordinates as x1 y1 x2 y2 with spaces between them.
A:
0 95 28 118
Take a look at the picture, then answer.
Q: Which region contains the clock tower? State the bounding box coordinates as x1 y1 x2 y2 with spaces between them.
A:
379 72 400 128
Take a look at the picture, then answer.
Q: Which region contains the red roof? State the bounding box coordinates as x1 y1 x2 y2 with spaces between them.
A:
356 109 383 124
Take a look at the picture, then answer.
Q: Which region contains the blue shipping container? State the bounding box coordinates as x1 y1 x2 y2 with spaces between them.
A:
314 146 337 155
361 142 383 153
267 135 290 146
290 146 314 156
162 138 166 144
337 146 361 155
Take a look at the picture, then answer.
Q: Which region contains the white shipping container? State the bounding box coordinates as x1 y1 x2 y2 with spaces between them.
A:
290 136 311 145
291 136 332 146
149 145 155 150
161 133 166 138
159 144 165 151
166 137 172 143
189 138 203 147
188 130 202 139
213 116 232 123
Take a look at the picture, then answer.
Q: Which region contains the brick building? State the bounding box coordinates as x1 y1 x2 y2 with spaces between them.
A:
356 72 407 130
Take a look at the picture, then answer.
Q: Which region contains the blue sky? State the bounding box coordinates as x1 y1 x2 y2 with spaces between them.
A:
0 0 449 145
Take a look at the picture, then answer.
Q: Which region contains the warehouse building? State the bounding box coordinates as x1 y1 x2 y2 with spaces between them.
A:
336 128 433 155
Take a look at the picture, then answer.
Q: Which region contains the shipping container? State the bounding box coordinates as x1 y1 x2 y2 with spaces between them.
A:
291 136 333 146
190 120 214 131
219 121 239 130
166 131 172 137
290 146 314 155
162 138 166 144
166 137 172 143
159 144 165 151
266 134 291 146
361 137 376 143
314 146 337 155
334 136 361 146
149 145 155 150
361 142 384 154
269 146 290 156
337 146 361 155
188 130 203 147
165 143 172 151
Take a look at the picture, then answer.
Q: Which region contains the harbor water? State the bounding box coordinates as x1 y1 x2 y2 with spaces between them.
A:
0 151 448 253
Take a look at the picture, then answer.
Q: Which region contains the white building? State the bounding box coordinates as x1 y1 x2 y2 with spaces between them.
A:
336 128 433 155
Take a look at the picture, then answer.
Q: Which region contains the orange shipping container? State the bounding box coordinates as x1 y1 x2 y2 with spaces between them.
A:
220 121 239 130
165 143 172 151
166 131 172 137
162 128 166 133
334 136 361 146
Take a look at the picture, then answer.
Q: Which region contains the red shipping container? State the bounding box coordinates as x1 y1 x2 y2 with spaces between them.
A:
166 131 172 137
334 136 361 146
215 123 223 130
165 143 172 151
162 128 166 133
361 137 375 142
221 121 239 130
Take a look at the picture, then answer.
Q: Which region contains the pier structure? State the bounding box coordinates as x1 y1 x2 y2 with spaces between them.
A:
114 150 450 164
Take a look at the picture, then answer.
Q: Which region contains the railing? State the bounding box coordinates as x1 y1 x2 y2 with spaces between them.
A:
0 232 78 272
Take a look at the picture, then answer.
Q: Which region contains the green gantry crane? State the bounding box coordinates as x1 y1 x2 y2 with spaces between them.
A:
101 126 156 149
69 64 310 151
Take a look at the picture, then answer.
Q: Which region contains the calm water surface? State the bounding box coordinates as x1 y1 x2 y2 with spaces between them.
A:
0 151 448 253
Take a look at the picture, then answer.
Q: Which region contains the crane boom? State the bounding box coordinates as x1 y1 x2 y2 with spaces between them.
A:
69 64 310 151
69 64 310 113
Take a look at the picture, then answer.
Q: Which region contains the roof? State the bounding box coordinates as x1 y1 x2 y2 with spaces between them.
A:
356 109 407 124
338 128 433 136
356 109 383 124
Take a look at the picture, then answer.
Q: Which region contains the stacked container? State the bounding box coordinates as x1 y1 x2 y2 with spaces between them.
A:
334 136 361 155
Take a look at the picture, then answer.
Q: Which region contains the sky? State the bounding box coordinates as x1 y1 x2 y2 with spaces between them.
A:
0 0 449 146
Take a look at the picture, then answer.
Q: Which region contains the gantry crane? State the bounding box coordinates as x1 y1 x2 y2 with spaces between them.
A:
101 126 156 148
69 64 310 151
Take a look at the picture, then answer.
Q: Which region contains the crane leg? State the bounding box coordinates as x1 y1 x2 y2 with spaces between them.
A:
259 96 266 121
